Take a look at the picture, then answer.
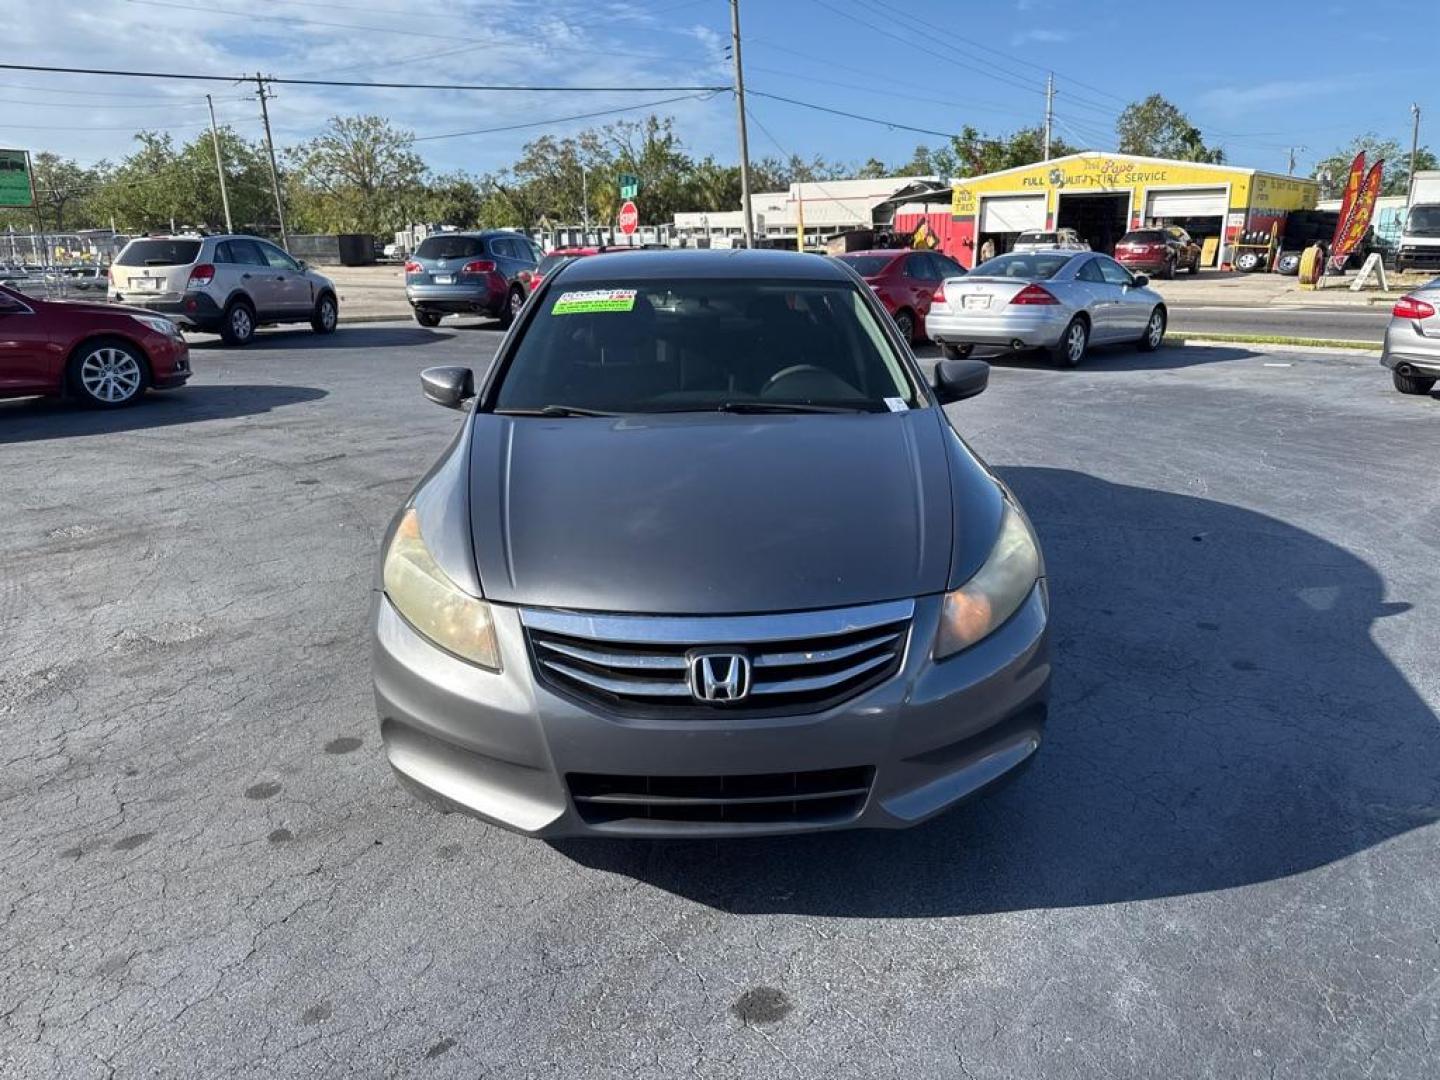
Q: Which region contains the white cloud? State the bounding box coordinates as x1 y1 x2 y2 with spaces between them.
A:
1199 78 1350 116
5 0 734 174
1009 28 1070 46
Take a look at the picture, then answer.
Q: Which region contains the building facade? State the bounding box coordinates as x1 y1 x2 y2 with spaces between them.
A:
895 153 1319 269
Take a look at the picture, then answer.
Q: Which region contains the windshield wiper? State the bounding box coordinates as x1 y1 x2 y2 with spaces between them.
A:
711 400 873 414
495 404 620 417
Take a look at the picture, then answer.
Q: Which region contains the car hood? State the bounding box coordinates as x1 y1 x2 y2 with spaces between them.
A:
50 298 152 319
467 410 956 615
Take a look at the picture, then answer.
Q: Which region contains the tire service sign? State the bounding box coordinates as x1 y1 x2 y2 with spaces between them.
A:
0 149 35 209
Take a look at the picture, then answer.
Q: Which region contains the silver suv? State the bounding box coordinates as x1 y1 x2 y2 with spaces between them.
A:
108 234 339 345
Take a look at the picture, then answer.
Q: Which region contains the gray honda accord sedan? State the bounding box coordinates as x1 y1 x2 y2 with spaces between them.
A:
372 249 1051 837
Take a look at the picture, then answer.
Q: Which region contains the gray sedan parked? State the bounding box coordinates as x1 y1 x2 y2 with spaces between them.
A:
926 250 1168 366
1380 283 1440 397
372 249 1051 839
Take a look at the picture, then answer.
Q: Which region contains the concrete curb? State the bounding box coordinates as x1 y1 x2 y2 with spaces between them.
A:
1171 333 1381 355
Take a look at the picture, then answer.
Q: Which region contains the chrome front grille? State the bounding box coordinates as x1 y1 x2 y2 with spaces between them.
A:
521 599 914 718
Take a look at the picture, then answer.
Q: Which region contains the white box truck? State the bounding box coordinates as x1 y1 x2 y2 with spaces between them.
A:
1397 170 1440 272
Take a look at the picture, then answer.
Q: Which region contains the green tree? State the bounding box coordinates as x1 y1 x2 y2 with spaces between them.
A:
1313 134 1438 197
949 126 1076 177
285 115 427 235
1115 94 1224 163
891 143 961 180
24 153 99 232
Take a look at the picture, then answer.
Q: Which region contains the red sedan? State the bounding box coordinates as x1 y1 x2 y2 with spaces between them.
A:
0 283 191 407
531 244 647 290
835 248 967 343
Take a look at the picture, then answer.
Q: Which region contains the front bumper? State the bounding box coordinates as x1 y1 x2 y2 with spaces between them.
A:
1380 316 1440 375
372 589 1051 838
406 283 501 314
925 306 1071 350
1396 246 1440 271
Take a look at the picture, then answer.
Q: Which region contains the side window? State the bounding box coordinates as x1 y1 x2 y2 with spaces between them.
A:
1076 257 1106 283
214 241 234 263
936 255 964 277
489 238 516 259
1098 257 1135 286
234 240 268 266
258 242 300 272
522 240 542 263
902 255 927 279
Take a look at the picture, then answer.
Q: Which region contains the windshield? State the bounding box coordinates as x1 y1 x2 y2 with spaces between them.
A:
1406 206 1440 236
1016 232 1056 245
116 239 201 267
971 252 1073 279
415 235 485 260
490 278 919 414
836 254 898 277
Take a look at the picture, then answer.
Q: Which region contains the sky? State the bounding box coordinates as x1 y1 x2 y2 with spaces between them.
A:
5 0 1437 182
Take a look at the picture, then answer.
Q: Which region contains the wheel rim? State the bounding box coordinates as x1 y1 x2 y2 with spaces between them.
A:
321 299 336 329
1148 312 1164 346
1068 324 1085 362
897 313 913 338
232 307 252 338
80 347 141 403
510 291 523 316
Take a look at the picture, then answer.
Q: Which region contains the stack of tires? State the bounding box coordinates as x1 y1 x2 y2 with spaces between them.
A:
1274 210 1343 276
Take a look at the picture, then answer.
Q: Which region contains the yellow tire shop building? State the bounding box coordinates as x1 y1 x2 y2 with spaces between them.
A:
943 152 1318 269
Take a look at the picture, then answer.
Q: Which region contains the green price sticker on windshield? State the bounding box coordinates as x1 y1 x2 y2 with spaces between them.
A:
552 289 637 315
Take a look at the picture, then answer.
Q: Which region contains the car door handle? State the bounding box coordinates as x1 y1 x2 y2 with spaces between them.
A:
241 273 251 280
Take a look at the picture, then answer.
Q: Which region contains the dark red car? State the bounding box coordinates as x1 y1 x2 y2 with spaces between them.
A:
1113 227 1202 278
531 245 647 290
835 248 967 342
0 283 191 407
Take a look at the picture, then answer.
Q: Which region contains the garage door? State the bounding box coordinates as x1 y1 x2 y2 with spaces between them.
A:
979 194 1046 233
1145 187 1227 219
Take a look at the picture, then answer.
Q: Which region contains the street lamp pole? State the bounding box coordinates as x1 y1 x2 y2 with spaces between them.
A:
729 0 755 248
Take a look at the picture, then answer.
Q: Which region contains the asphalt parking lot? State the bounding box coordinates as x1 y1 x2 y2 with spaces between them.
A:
3 321 1437 1078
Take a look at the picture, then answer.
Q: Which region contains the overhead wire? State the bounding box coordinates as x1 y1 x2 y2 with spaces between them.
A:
413 92 720 142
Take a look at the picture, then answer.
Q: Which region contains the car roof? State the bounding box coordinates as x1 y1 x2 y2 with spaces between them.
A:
558 248 853 282
840 248 909 257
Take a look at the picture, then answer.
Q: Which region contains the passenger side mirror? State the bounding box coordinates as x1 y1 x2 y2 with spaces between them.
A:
1131 274 1149 288
420 365 475 410
296 259 309 272
932 358 989 404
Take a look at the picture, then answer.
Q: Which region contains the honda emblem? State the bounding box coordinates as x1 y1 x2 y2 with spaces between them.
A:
688 652 751 703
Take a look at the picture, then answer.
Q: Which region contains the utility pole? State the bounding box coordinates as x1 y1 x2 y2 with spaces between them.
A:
255 74 290 251
729 0 755 248
581 166 589 241
1408 102 1422 204
206 94 234 233
1042 72 1054 160
1286 146 1304 176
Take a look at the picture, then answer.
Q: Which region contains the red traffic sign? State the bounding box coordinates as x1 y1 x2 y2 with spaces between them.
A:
618 200 639 235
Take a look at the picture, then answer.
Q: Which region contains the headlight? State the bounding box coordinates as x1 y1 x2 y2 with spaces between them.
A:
935 503 1042 659
131 314 182 339
383 508 500 670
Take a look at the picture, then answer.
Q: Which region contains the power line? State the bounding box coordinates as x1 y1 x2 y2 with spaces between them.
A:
413 93 718 142
0 63 728 93
747 89 960 140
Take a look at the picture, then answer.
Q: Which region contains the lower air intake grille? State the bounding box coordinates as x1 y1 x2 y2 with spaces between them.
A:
568 766 873 826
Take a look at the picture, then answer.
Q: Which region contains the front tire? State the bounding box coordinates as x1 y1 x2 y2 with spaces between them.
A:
414 308 442 328
892 308 916 343
1162 257 1176 280
311 292 338 334
1049 316 1088 368
1138 306 1167 352
220 299 256 345
68 339 149 408
1393 370 1436 396
941 343 973 360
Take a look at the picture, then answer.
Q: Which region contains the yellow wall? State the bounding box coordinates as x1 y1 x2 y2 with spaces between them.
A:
950 155 1316 220
1249 173 1318 214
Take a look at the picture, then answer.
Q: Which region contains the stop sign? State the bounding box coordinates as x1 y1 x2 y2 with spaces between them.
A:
618 200 639 235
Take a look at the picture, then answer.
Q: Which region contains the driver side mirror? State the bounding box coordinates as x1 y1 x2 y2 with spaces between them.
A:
1131 274 1149 288
932 358 989 404
421 366 474 410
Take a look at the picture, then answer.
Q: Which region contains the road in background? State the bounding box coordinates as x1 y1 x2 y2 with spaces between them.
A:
3 324 1437 1078
1168 303 1390 342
